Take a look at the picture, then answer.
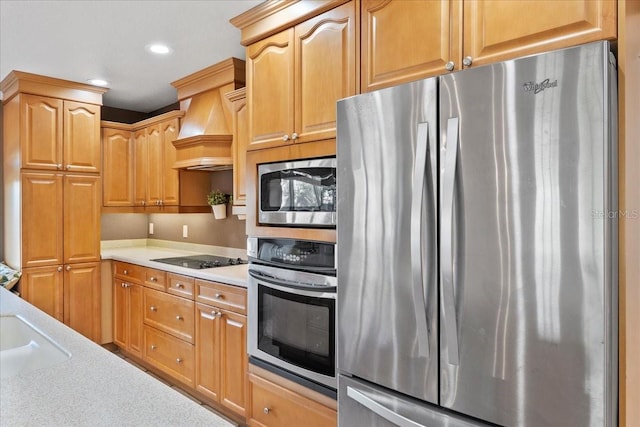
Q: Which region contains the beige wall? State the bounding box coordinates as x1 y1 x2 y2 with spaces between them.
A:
101 214 148 240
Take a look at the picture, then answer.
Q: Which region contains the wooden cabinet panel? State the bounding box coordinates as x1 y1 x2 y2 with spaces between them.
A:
144 325 195 388
21 172 63 267
20 265 64 321
161 118 180 206
63 174 101 264
463 0 617 67
361 0 461 91
195 280 247 315
133 128 148 207
143 268 166 291
129 283 144 356
220 309 247 416
113 279 143 358
64 262 100 342
102 127 134 206
146 124 163 206
247 29 295 150
294 1 356 142
20 94 63 170
195 303 222 401
63 101 101 173
167 273 195 299
143 288 195 343
226 88 248 208
113 261 144 284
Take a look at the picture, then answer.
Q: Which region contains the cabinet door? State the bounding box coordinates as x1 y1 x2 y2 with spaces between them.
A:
64 262 100 342
21 266 64 321
220 310 247 417
247 29 295 151
63 101 101 173
231 95 248 207
129 282 144 357
161 118 180 206
463 0 616 67
146 124 163 206
20 94 63 170
133 129 148 207
294 1 356 143
195 303 221 402
113 280 128 349
361 0 461 91
102 128 134 206
21 172 63 267
64 174 101 263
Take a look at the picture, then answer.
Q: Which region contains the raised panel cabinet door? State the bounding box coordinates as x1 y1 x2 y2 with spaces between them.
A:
64 262 100 342
63 101 101 173
133 129 148 207
20 94 63 170
463 0 617 67
247 28 295 151
161 118 180 206
195 303 222 402
113 279 128 349
21 172 63 267
102 128 134 206
361 0 462 91
294 1 357 143
128 282 144 357
146 124 163 206
220 310 247 417
231 93 248 206
21 266 64 321
63 174 101 263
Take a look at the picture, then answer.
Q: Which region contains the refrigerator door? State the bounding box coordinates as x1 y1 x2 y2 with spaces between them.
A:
337 77 439 404
439 41 617 426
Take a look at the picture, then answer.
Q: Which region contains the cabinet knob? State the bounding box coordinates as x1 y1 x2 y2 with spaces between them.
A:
214 293 223 299
282 134 290 142
463 56 473 67
123 270 128 275
176 358 183 364
150 306 157 312
175 283 184 289
263 407 271 415
141 201 146 206
57 164 63 170
149 276 157 282
445 61 455 71
121 282 126 288
216 311 223 319
57 266 63 272
151 344 156 350
291 132 298 141
176 315 183 321
65 165 71 170
65 265 71 271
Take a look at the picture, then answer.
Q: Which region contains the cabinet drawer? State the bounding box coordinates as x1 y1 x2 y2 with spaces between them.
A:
143 288 194 343
113 262 143 283
249 373 336 427
144 268 166 291
195 280 247 315
143 325 195 388
167 273 195 299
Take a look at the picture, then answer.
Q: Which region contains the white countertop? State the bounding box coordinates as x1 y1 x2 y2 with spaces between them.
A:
0 287 235 427
101 240 248 288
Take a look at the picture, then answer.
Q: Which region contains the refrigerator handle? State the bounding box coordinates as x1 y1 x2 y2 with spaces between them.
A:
410 121 431 358
441 117 460 365
347 386 426 427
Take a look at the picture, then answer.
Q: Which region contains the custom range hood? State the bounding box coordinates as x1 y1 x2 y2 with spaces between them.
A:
170 58 245 171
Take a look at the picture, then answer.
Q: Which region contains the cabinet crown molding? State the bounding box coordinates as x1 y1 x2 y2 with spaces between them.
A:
1 70 108 105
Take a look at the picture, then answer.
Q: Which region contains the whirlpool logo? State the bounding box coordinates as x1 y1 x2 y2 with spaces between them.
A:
523 78 558 94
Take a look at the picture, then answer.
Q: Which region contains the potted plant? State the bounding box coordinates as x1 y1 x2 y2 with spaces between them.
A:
207 189 230 219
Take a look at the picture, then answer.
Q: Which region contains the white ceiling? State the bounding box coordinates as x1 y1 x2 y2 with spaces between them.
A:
0 0 262 113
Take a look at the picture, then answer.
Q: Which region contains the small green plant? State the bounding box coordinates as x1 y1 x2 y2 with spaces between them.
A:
207 189 230 206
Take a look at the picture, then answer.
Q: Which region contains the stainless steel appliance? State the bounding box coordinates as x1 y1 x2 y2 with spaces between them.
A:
258 157 337 228
247 237 337 393
337 41 618 426
151 254 246 269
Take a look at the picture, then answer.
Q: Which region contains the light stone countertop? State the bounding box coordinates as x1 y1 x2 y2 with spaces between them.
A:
0 287 236 427
101 239 248 288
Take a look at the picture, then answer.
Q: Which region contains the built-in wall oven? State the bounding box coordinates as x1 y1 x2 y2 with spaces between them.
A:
247 237 337 394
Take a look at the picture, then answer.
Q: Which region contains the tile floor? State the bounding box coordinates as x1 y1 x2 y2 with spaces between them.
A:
107 346 241 427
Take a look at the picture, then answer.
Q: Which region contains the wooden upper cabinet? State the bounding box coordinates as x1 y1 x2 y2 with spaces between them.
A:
64 174 101 264
133 128 148 207
361 0 461 91
246 1 356 150
20 94 63 170
102 127 134 207
226 88 248 207
463 0 617 68
63 101 101 173
21 172 64 267
146 124 163 206
247 28 295 150
161 118 180 206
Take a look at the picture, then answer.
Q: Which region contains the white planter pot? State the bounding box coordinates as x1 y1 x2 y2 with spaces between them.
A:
211 204 227 219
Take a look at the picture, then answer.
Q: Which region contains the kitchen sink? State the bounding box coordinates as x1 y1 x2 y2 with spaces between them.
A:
0 315 71 378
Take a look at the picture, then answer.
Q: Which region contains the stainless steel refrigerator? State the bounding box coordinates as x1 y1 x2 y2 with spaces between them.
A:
336 41 617 427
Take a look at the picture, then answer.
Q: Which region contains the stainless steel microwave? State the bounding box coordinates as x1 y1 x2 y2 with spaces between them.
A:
258 158 337 228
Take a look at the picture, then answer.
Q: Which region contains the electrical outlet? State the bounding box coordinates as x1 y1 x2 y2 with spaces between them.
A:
149 223 154 235
182 225 188 239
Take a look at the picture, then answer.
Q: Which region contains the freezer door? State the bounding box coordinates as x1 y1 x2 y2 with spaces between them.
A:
337 77 438 404
438 41 617 426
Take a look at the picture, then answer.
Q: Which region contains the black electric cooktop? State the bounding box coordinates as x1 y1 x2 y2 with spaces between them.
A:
151 254 247 270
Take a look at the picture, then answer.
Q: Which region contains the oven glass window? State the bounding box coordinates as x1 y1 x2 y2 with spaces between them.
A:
261 167 336 212
257 284 335 377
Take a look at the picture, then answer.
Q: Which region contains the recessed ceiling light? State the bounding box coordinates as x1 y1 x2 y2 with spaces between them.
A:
147 43 172 55
88 79 109 86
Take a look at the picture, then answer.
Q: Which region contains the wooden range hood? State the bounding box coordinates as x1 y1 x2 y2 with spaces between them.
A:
171 57 245 170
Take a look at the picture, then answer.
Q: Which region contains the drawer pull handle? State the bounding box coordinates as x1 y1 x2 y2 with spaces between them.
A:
263 407 270 415
150 306 157 312
175 283 184 288
150 276 157 282
65 265 71 271
176 315 183 321
151 345 157 350
176 358 182 364
210 311 222 319
57 266 63 272
215 293 223 299
123 270 128 275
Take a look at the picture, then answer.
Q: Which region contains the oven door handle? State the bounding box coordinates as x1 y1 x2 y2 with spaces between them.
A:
249 269 337 293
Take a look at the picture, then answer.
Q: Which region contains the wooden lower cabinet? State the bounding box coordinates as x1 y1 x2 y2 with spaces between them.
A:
20 265 64 321
248 372 337 427
143 325 195 387
113 279 143 358
143 288 194 343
